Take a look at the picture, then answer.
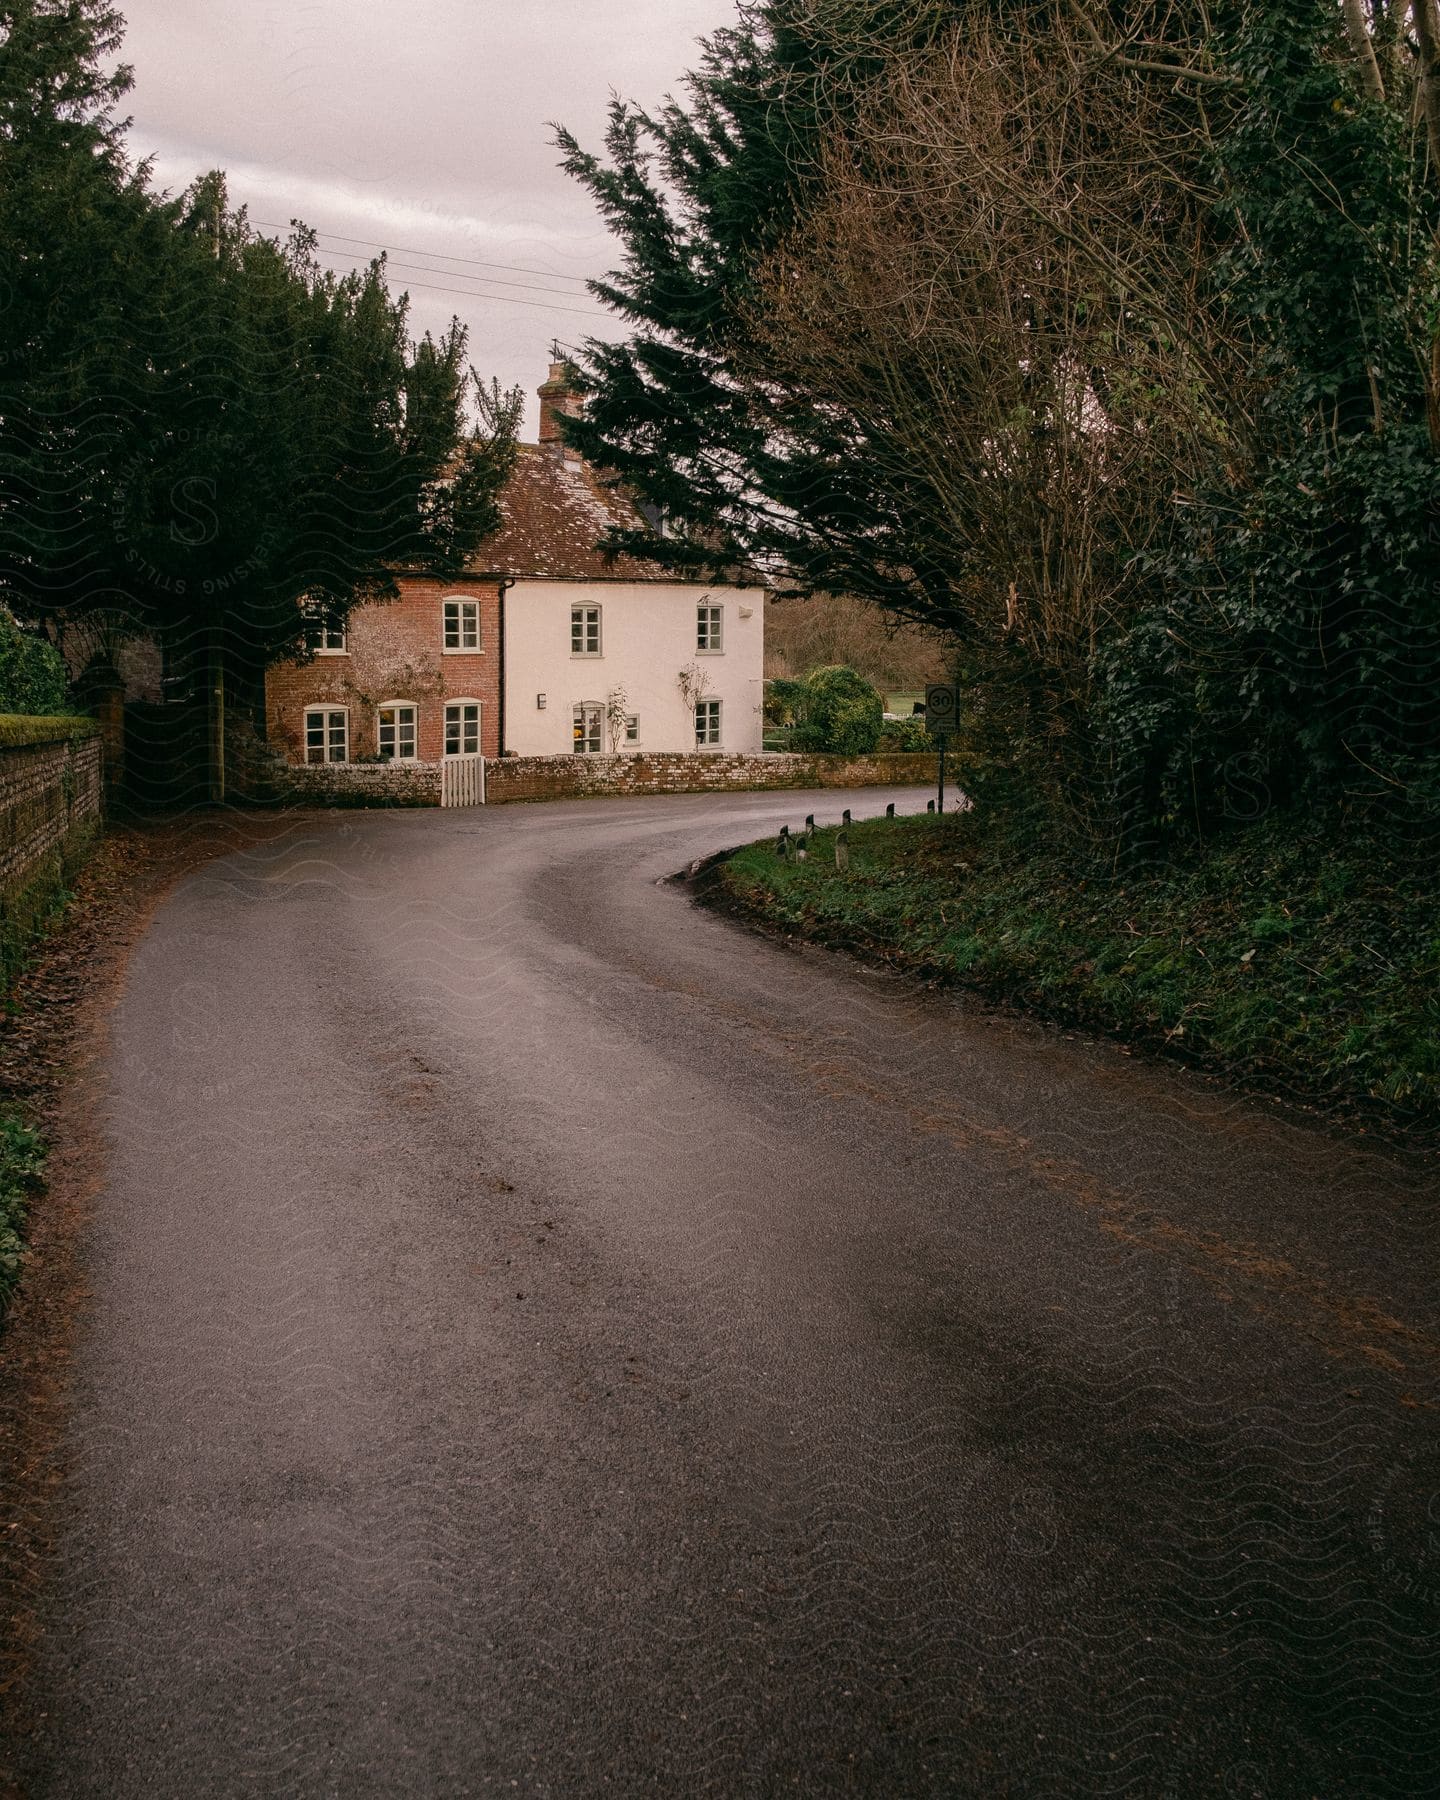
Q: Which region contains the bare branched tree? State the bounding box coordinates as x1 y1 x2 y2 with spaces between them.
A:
742 2 1256 787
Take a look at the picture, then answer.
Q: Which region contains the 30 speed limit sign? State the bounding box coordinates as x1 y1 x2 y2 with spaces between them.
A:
924 682 959 736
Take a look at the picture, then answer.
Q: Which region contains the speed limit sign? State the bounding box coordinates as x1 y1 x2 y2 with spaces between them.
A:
924 683 959 736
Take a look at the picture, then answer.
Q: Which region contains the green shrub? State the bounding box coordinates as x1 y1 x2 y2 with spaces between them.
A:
768 664 885 755
0 612 68 715
878 716 931 752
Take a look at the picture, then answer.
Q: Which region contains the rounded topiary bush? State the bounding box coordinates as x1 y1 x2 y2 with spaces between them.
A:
801 665 884 755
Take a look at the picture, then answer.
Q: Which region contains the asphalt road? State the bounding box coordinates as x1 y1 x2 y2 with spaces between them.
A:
14 788 1440 1797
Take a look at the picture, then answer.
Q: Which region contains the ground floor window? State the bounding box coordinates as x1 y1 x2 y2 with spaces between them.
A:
305 707 347 764
377 702 417 759
573 702 603 754
625 714 639 743
444 700 480 756
695 698 721 746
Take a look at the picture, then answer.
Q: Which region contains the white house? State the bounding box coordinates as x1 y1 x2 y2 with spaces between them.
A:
489 363 766 758
263 361 766 770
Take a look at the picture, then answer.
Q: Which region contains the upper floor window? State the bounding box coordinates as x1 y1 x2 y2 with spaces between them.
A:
443 597 480 652
696 603 723 653
637 500 669 539
444 700 481 757
695 698 721 746
305 707 347 764
571 605 601 656
573 702 603 754
377 702 417 760
304 607 346 654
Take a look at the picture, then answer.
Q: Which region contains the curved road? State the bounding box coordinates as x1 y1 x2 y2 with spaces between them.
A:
15 788 1440 1797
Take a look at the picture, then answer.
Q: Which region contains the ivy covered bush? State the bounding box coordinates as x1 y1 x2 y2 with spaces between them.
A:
765 665 884 755
0 610 68 715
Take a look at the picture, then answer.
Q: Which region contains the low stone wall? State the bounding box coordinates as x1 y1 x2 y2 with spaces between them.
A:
277 760 441 807
0 719 103 987
266 750 935 809
485 750 935 805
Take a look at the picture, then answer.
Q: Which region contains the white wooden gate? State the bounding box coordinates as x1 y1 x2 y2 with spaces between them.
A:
441 753 485 807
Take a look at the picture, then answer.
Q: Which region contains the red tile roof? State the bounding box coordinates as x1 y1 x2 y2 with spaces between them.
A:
473 446 673 582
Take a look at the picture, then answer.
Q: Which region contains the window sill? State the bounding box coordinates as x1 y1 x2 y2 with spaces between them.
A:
441 647 484 655
312 649 349 657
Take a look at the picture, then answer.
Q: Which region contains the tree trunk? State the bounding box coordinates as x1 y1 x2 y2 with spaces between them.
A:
1344 0 1386 100
1413 0 1440 180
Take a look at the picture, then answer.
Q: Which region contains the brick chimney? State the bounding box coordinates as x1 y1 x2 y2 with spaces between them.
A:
537 359 582 459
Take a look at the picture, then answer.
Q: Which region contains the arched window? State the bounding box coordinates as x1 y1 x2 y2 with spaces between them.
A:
444 699 482 757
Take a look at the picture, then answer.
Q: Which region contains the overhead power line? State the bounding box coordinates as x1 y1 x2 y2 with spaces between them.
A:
252 219 595 289
355 255 601 305
311 257 605 320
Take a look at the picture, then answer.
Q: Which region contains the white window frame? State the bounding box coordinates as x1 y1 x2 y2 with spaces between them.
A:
442 596 481 653
571 604 602 657
302 604 347 655
624 714 640 744
443 698 482 757
573 701 603 754
695 698 721 747
696 602 724 653
304 706 348 764
376 700 418 761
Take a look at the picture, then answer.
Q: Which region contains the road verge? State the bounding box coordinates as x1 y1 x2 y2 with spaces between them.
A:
694 807 1440 1149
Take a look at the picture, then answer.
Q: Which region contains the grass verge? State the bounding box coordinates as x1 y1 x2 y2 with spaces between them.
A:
705 806 1440 1143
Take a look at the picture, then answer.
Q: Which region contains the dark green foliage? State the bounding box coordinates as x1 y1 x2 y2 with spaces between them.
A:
554 6 962 628
1099 2 1440 833
0 5 520 692
765 664 883 753
0 609 67 712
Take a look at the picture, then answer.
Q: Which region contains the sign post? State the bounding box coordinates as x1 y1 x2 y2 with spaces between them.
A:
924 682 958 814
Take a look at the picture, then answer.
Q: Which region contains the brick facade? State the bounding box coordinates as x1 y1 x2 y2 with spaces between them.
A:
264 575 503 765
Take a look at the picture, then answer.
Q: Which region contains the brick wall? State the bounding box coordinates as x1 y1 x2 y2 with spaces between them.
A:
0 731 103 896
264 575 503 764
485 750 936 804
1 728 103 985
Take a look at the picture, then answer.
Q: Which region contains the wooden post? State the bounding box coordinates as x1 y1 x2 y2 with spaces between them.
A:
209 628 225 805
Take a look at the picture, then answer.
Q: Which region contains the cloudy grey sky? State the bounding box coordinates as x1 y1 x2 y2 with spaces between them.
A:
117 1 737 433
